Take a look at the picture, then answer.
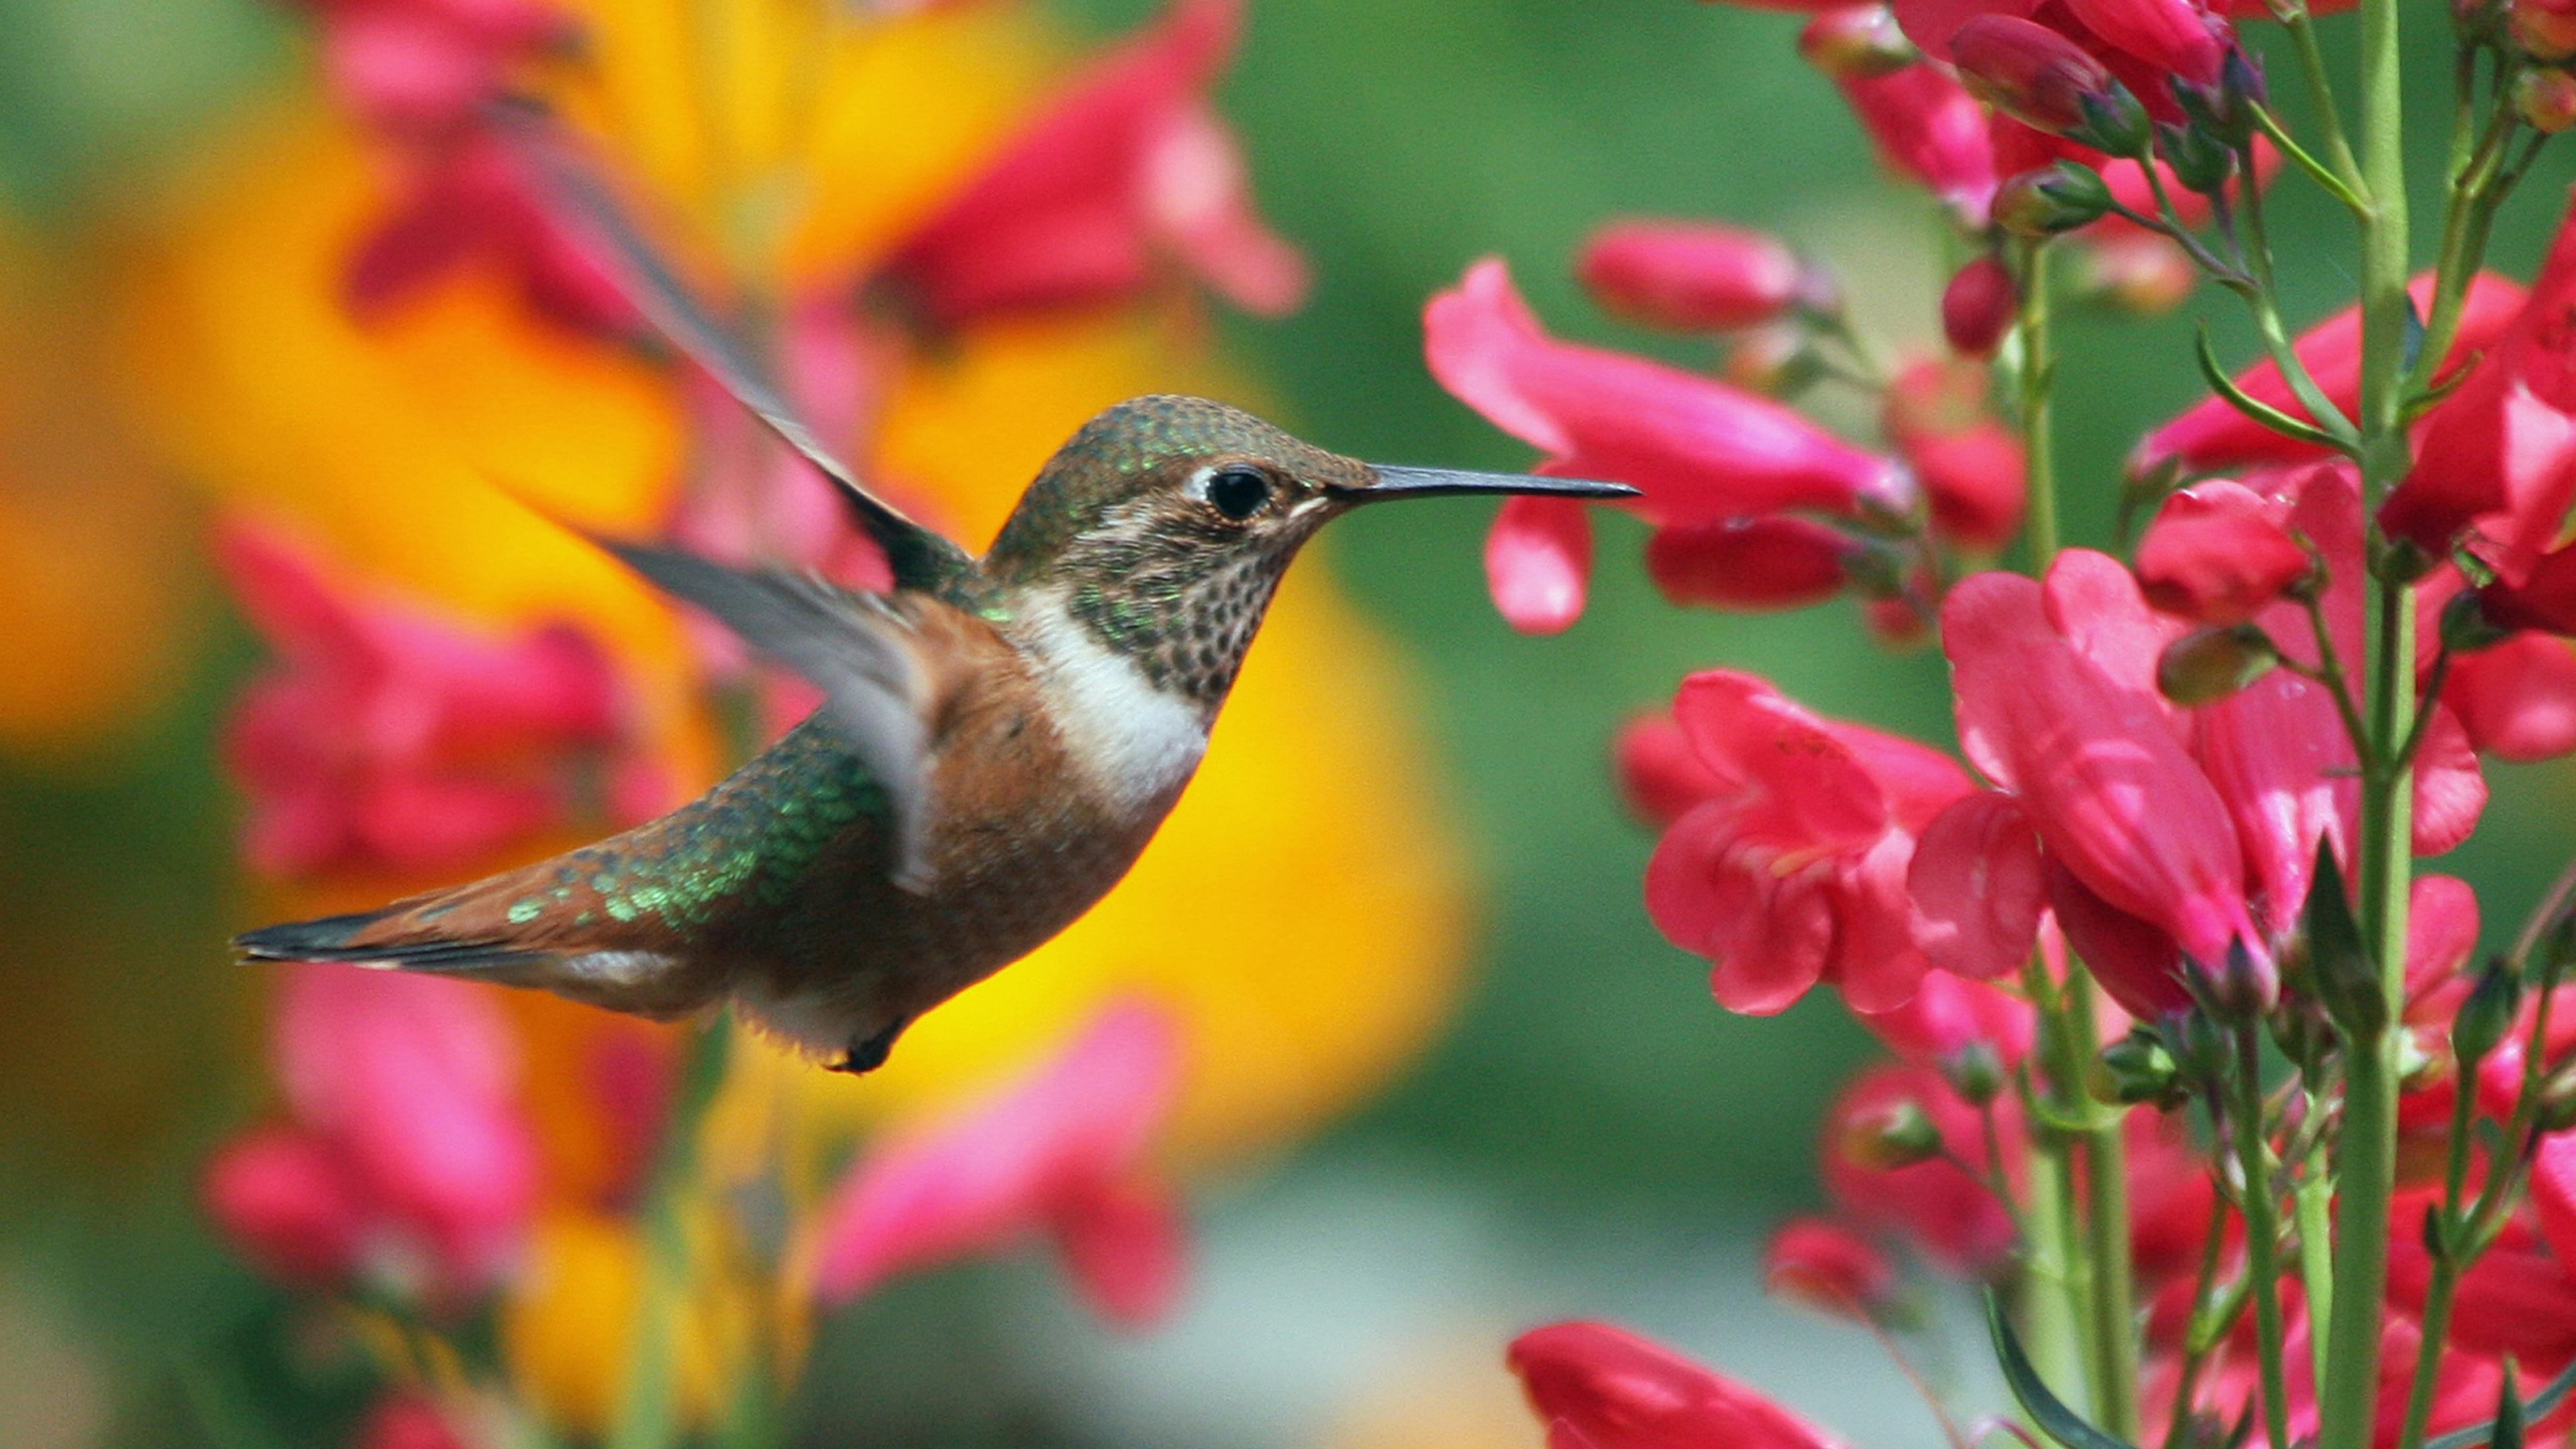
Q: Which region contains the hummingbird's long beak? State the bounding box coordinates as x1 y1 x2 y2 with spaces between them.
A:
1330 465 1640 506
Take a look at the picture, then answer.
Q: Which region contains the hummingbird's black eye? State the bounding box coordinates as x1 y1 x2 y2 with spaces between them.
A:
1204 466 1273 521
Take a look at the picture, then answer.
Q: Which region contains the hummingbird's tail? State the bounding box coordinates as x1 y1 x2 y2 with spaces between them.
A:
231 856 714 1021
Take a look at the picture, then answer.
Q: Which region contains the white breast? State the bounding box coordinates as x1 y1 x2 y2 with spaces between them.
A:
1019 592 1210 812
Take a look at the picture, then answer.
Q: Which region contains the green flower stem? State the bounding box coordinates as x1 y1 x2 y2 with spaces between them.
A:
2396 1065 2485 1449
2068 973 2141 1442
2233 1026 2297 1449
2316 0 2416 1434
2018 959 2096 1410
608 1015 736 1449
2226 137 2360 448
2161 1196 2237 1449
2015 240 2058 568
2281 5 2367 200
2296 1133 2338 1395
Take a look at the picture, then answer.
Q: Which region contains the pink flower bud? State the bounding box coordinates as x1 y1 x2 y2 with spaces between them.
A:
1487 496 1593 636
2134 480 2313 624
1940 254 2017 358
1951 16 2139 146
2071 232 2199 315
1884 358 2026 552
1578 221 1830 333
203 1126 369 1289
1507 1322 1849 1449
2516 67 2576 133
2516 0 2576 60
1762 1218 1896 1320
1823 1065 2019 1273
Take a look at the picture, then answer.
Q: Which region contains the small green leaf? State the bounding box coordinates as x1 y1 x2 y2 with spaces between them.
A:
2194 326 2346 452
2302 845 2387 1036
1985 1294 2145 1449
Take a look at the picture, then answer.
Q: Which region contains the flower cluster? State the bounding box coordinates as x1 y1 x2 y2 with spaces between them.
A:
1428 0 2576 1444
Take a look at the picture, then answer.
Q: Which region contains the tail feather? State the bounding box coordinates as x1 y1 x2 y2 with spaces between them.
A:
231 908 551 977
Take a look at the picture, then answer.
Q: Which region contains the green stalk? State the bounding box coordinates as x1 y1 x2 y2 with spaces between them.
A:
2314 0 2415 1436
2396 1069 2483 1449
2233 1026 2297 1449
2296 1134 2337 1395
2068 974 2140 1441
2018 959 2096 1408
608 1016 736 1449
2016 241 2057 568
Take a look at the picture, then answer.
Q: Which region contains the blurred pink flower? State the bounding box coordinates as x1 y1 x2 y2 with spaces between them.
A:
1823 1063 2020 1274
204 965 537 1301
1949 14 2129 135
1486 496 1594 636
1576 220 1827 333
216 520 662 879
1853 967 2039 1067
1884 357 2025 552
345 131 635 335
877 0 1306 330
297 0 574 139
1642 671 1969 1014
1612 710 1726 830
1829 61 2000 224
810 998 1188 1328
350 1393 471 1449
1763 1217 1898 1321
2446 632 2576 761
1508 1321 1849 1449
1941 253 2017 358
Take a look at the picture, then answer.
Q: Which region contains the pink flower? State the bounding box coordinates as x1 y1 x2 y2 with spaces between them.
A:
1763 1218 1898 1322
1884 358 2027 551
1643 517 1854 612
2134 480 2312 624
2132 272 2528 478
1576 220 1830 333
2445 632 2576 761
1941 254 2018 358
2382 198 2576 570
1927 552 2262 1012
810 999 1188 1328
299 0 574 139
350 1393 470 1449
1507 1322 1849 1449
344 131 634 334
217 520 659 879
1426 258 1908 629
204 965 537 1301
1487 496 1594 636
1823 1064 2021 1273
876 0 1305 329
1643 672 1971 1014
1613 711 1727 829
1829 62 2001 224
1949 15 2128 135
1854 967 2041 1067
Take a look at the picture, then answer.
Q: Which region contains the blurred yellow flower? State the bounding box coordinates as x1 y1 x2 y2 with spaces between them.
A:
502 1205 761 1434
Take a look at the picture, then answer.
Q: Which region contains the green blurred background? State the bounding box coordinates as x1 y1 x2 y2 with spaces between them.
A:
3 0 2573 1444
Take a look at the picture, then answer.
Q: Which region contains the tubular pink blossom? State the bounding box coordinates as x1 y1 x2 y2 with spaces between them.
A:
1426 259 1911 526
216 520 655 879
1507 1322 1851 1449
2445 632 2576 761
2059 0 2228 85
1949 15 2124 133
1822 1065 2021 1273
2046 861 2190 1018
1643 517 1851 612
1941 557 2261 987
2382 197 2576 568
1613 711 1725 829
1884 358 2026 551
2134 481 2312 625
2402 874 2481 1002
810 999 1188 1327
203 1126 371 1288
1576 220 1825 333
2133 272 2528 477
1907 790 2047 980
1644 672 1968 1014
877 0 1304 328
273 965 538 1290
1852 968 2039 1066
1487 495 1593 635
1763 1218 1898 1320
1831 63 2002 225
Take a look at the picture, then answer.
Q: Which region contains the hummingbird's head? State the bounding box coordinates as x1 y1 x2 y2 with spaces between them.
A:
982 395 1629 706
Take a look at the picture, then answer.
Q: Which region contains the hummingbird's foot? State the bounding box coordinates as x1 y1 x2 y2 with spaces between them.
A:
832 1016 910 1075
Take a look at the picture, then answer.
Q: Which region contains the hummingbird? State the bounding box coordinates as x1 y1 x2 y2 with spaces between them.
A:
234 116 1634 1073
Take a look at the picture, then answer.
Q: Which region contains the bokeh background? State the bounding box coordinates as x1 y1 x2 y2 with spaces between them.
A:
2 0 2571 1445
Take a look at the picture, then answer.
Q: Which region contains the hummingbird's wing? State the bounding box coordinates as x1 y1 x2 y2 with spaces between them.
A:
584 533 943 890
494 103 977 597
